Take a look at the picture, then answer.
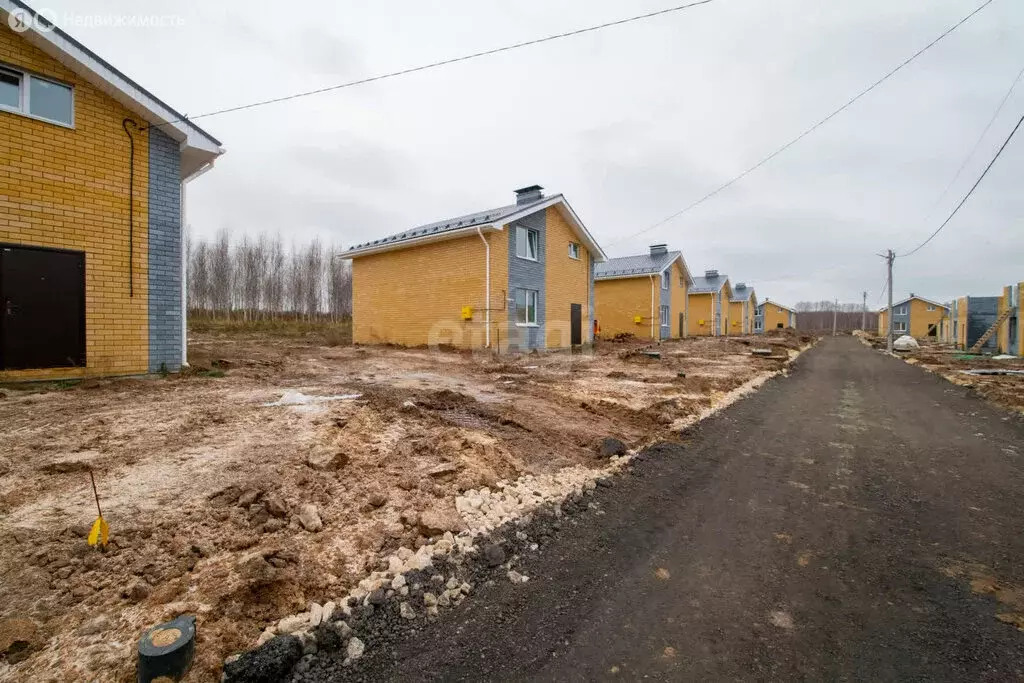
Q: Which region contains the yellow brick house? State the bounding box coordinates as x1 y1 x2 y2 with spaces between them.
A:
756 299 796 332
877 295 948 339
0 2 223 380
687 270 732 336
593 244 692 340
345 186 607 351
727 283 757 335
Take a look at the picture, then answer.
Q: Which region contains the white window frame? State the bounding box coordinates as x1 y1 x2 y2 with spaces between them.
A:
894 321 908 333
896 305 908 315
754 318 764 331
926 304 936 311
515 289 538 326
568 242 581 260
0 63 75 129
660 270 669 290
515 226 539 261
659 305 670 326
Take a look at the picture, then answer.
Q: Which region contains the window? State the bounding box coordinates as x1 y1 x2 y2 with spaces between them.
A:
754 318 763 331
660 271 669 289
896 305 907 315
894 321 907 333
515 226 539 261
515 289 538 325
927 304 936 311
568 242 580 260
660 305 670 326
0 65 73 127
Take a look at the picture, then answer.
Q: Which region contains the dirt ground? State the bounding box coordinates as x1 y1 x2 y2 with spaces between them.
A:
0 329 811 682
861 335 1024 414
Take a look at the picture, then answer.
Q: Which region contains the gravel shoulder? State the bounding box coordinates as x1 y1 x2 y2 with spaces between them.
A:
294 336 1024 682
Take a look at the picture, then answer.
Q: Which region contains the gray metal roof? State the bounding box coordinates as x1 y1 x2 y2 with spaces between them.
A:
690 273 729 294
594 251 682 279
878 296 950 313
346 196 551 252
730 283 755 302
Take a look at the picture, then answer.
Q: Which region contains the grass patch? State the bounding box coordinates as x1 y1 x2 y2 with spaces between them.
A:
189 315 352 344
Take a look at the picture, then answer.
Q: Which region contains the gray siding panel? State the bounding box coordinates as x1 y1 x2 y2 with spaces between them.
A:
507 212 546 350
967 297 998 350
147 128 182 372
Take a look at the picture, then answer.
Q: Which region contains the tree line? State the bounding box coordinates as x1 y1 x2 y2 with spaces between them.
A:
186 230 352 320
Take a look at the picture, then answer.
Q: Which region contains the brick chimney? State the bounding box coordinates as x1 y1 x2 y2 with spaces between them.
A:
705 269 719 279
649 244 668 257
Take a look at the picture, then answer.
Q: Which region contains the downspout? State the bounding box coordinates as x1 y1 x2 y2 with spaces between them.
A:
122 119 138 297
648 274 656 340
180 160 216 367
476 226 491 348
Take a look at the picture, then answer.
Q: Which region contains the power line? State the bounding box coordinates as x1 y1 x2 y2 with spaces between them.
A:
897 108 1024 258
144 0 719 130
898 60 1024 253
607 0 994 247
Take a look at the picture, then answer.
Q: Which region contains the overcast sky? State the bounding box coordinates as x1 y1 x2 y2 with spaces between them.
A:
39 0 1024 306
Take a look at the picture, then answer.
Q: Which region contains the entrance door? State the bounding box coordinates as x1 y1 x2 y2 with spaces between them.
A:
570 304 582 346
679 313 685 338
0 245 86 370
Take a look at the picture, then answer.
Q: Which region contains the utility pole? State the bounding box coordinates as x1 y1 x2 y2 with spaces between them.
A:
886 249 895 353
832 298 838 336
861 291 867 330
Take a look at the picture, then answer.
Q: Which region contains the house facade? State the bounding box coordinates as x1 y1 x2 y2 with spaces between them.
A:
346 186 606 351
687 270 731 336
727 283 757 335
757 300 796 332
877 295 947 339
593 245 692 340
942 283 1022 354
0 1 223 381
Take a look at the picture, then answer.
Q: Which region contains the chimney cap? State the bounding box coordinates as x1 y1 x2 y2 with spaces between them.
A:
736 282 746 289
649 244 668 256
514 184 544 195
705 269 719 278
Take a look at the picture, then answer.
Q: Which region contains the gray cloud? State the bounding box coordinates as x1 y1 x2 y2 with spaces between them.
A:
41 0 1024 306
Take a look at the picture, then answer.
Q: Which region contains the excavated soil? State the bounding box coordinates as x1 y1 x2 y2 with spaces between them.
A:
0 331 808 682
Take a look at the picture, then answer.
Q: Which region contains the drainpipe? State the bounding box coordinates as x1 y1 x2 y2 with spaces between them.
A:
180 160 216 367
476 226 491 348
648 274 656 340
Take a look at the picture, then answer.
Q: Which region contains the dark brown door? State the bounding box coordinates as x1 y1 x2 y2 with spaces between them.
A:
0 245 86 370
679 313 685 337
570 304 582 346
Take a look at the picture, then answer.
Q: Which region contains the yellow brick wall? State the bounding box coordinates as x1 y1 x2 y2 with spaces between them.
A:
1018 283 1024 357
762 304 793 331
351 232 506 349
668 261 687 338
544 207 591 348
997 286 1011 354
594 276 658 339
688 292 717 336
956 297 968 348
908 298 945 338
727 300 748 335
0 25 149 381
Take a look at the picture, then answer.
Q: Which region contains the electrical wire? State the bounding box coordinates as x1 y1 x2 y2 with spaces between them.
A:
896 60 1024 254
606 0 995 247
897 108 1024 257
144 0 719 130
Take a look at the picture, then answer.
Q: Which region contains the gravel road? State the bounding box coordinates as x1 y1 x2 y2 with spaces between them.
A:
293 336 1024 681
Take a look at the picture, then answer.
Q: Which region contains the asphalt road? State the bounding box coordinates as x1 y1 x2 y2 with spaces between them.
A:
305 337 1024 682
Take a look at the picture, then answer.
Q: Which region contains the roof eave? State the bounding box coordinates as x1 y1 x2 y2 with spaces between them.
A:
344 224 501 259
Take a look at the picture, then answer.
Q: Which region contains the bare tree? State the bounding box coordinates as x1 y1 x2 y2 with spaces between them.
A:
265 234 286 318
327 245 353 320
303 239 324 319
209 229 233 318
